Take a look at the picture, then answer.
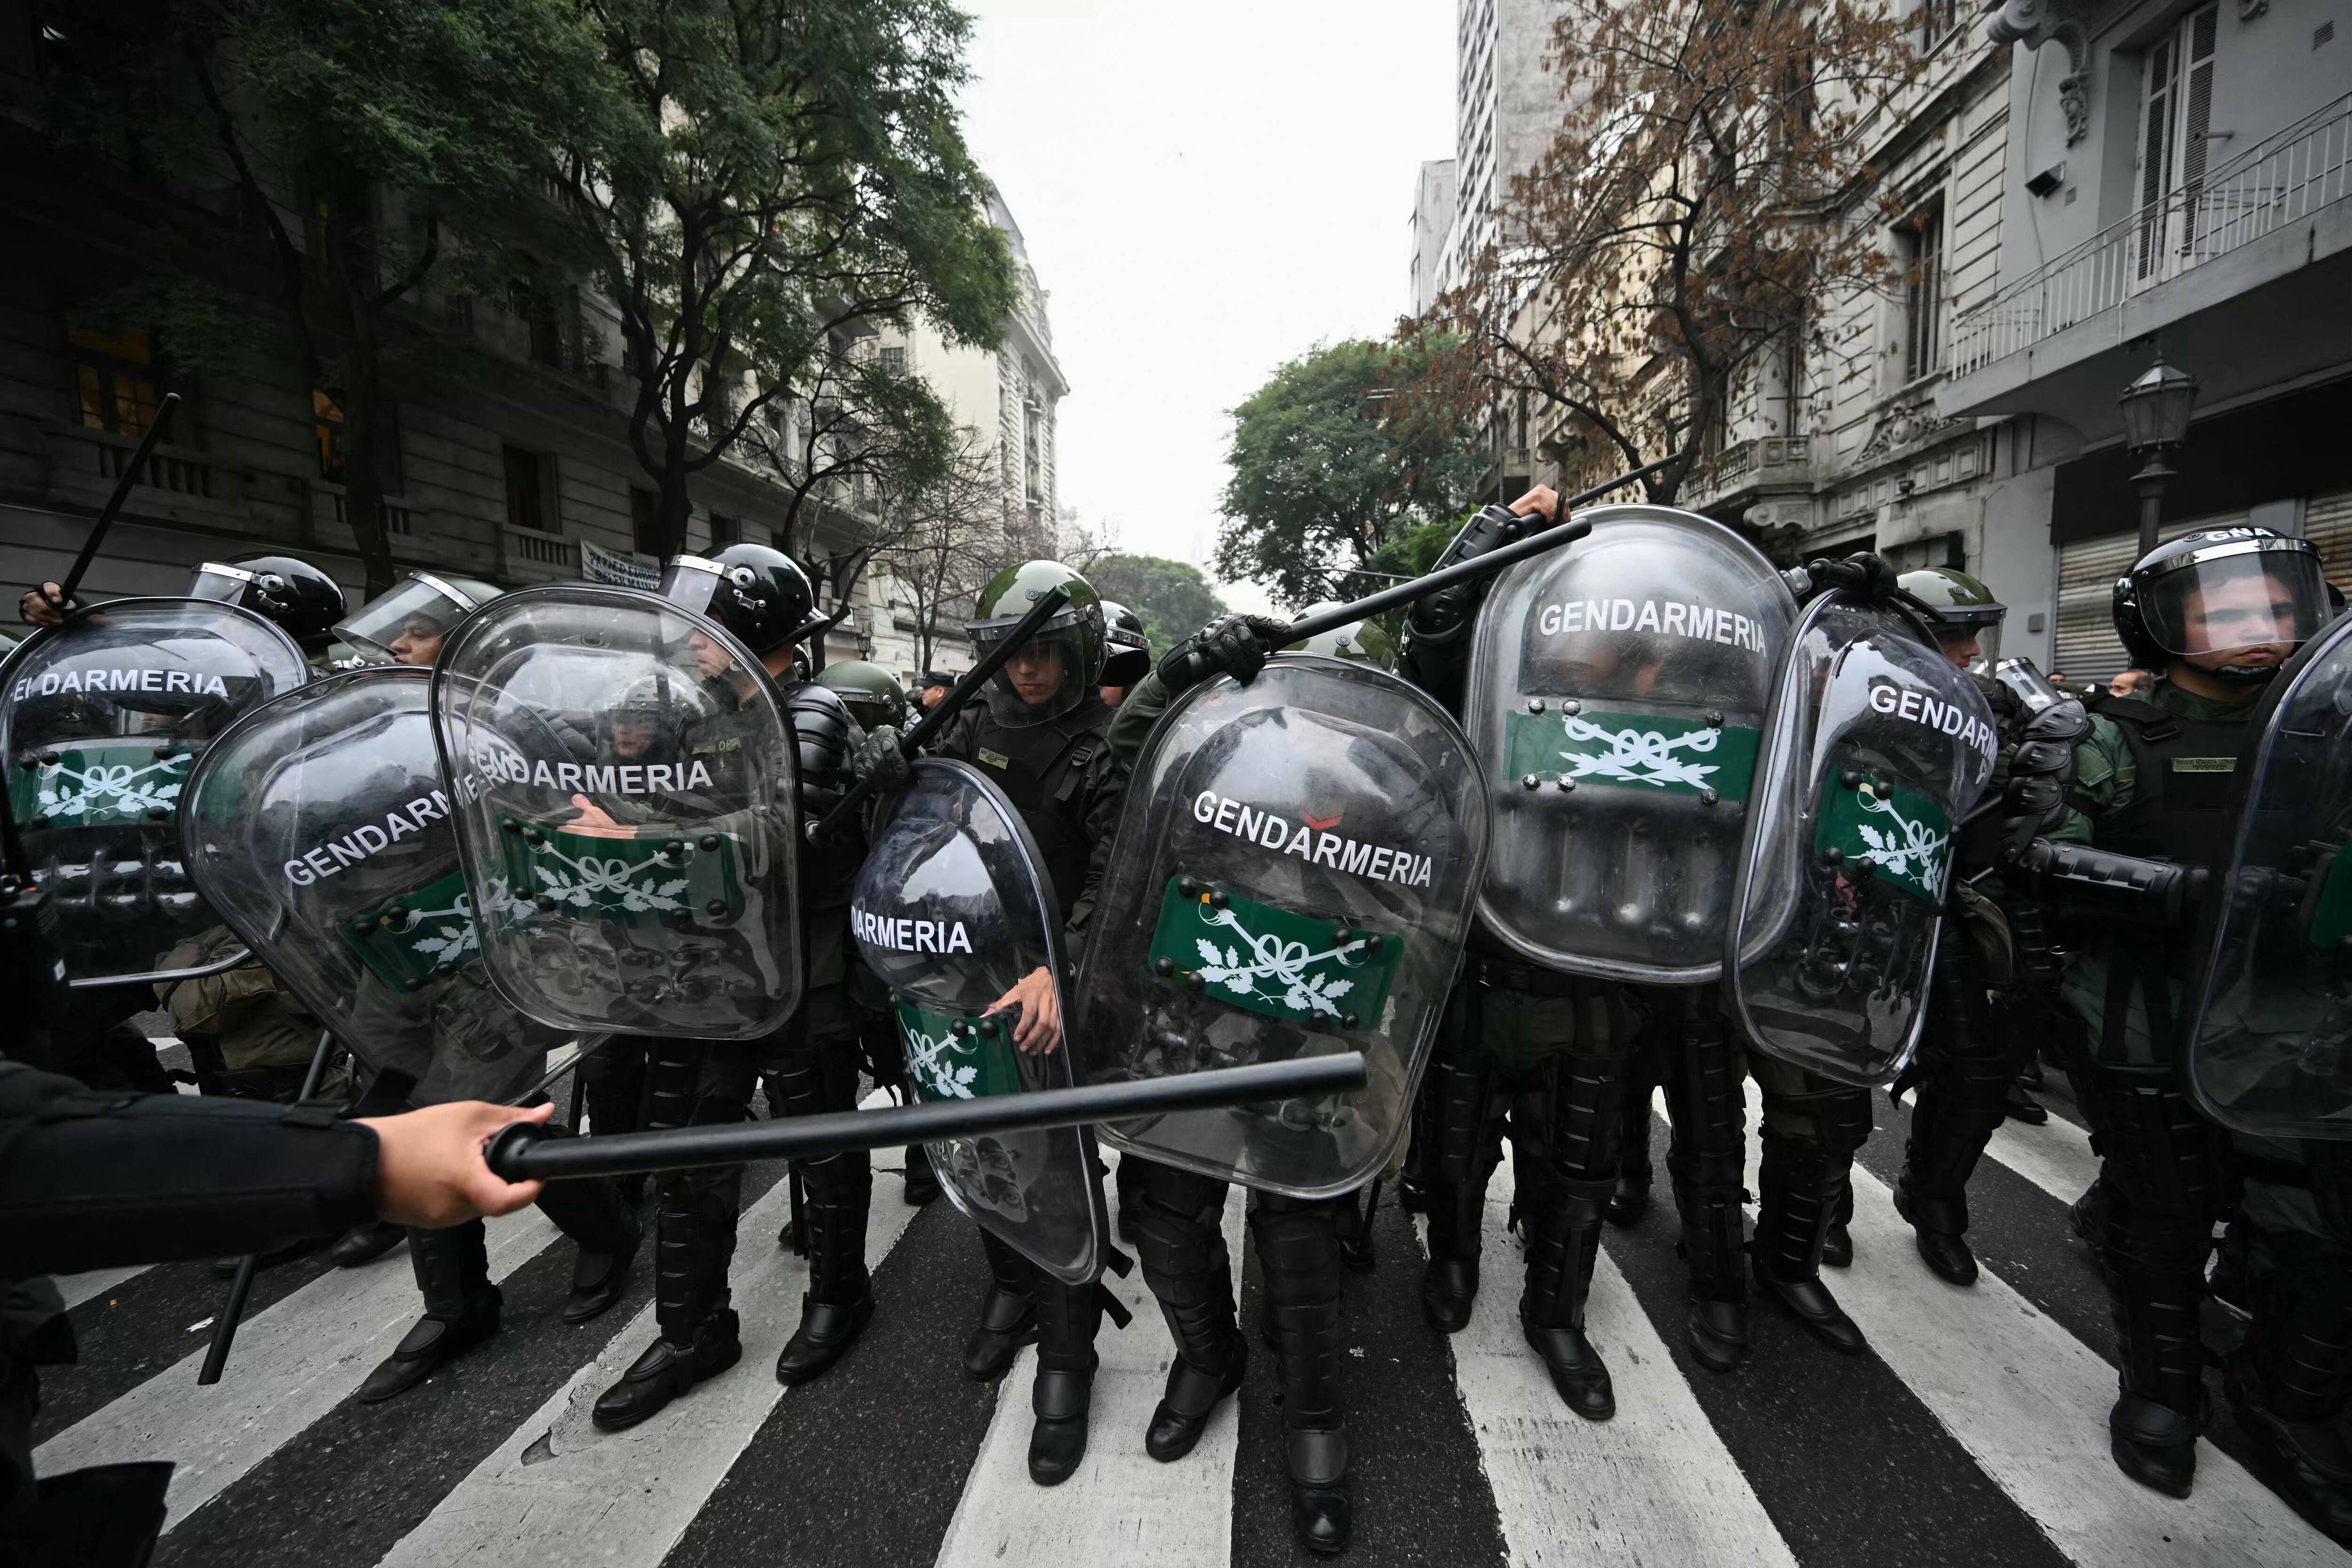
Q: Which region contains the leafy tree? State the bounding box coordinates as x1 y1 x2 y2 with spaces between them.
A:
1417 0 1918 504
878 438 1005 675
1216 338 1487 610
1087 555 1228 656
555 0 1018 560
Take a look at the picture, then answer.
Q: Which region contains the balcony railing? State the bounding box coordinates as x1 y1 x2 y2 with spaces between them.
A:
1951 93 2352 375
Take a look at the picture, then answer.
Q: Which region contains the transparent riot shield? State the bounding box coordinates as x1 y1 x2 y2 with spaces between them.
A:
1726 594 1999 1086
430 584 802 1040
1073 656 1488 1198
850 759 1104 1282
2185 613 2352 1139
0 598 310 985
1463 505 1796 983
180 667 574 1102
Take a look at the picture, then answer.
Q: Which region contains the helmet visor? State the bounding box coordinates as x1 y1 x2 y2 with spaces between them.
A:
655 556 726 621
972 613 1089 726
190 562 256 604
1926 606 2003 675
2140 544 2329 664
335 574 481 666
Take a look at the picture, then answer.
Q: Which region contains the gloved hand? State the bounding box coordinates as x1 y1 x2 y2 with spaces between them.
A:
1158 614 1295 694
1784 551 1902 605
850 724 912 792
19 581 72 628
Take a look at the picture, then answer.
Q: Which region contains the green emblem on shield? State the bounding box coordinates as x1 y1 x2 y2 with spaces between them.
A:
1502 709 1760 800
10 742 191 827
1145 875 1402 1028
1813 775 1951 904
2305 846 2352 949
497 816 741 924
897 1001 1021 1101
342 868 479 991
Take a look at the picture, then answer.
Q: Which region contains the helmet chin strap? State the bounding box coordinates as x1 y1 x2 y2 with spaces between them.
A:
2207 661 2283 685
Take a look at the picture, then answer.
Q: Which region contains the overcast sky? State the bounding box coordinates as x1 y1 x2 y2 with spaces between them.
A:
957 0 1456 612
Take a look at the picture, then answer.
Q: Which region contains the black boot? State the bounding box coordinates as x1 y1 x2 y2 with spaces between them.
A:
531 1158 643 1326
1333 1180 1378 1273
1255 1194 1351 1555
1519 1173 1615 1420
1661 1024 1748 1373
903 1143 942 1206
1895 1178 1977 1285
967 1229 1039 1382
1751 1131 1866 1355
1115 1154 1148 1242
1610 1066 1653 1227
326 1220 405 1268
1896 1066 1988 1284
2006 1080 2050 1124
1420 1061 1504 1333
775 1152 874 1385
1028 1275 1104 1486
593 1162 745 1431
357 1220 501 1402
1131 1161 1243 1461
2223 1251 2352 1541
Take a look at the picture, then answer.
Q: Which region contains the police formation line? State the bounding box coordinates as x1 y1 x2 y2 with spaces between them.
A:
3 503 2349 1559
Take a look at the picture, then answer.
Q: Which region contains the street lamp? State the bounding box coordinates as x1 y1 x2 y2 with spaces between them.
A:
2118 355 2198 557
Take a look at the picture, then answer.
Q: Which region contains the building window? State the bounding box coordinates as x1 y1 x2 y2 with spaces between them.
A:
313 389 345 482
707 513 739 548
1900 201 1945 382
879 345 906 377
2136 5 2218 278
503 444 550 532
631 487 659 554
1920 0 1958 49
68 324 160 438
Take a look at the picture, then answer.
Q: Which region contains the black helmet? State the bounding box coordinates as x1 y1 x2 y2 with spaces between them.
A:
656 543 817 656
1098 599 1151 688
967 560 1104 726
818 659 911 731
2112 527 2329 683
189 554 348 645
1898 567 2006 673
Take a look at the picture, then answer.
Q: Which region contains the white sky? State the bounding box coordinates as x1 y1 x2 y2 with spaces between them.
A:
957 0 1457 613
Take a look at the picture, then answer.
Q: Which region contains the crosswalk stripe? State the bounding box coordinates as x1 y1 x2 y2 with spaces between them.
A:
379 1093 916 1568
1982 1104 2100 1210
1458 1140 1799 1568
52 1263 151 1312
1831 1147 2336 1564
932 1150 1245 1568
36 1206 561 1531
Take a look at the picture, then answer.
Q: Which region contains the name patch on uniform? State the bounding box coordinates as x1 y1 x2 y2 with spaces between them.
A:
977 748 1011 770
1533 598 1768 654
2171 757 2237 773
851 903 974 954
1190 790 1435 887
286 791 453 885
11 667 231 701
1865 680 1998 761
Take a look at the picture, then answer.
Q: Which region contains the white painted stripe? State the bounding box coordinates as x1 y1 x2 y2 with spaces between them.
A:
38 1207 561 1531
933 1148 1243 1568
52 1263 151 1312
1829 1144 2338 1564
1449 1140 1795 1568
1979 1104 2100 1210
378 1089 914 1568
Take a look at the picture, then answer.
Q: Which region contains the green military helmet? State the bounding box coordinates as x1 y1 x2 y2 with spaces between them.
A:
1898 566 2005 673
818 659 910 732
968 560 1104 726
1285 602 1397 669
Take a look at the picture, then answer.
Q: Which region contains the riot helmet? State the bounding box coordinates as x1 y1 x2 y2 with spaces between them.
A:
1285 603 1396 669
967 561 1104 727
818 659 910 731
657 543 817 657
1098 601 1152 689
334 571 503 666
2113 527 2329 684
188 554 348 645
1899 567 2005 674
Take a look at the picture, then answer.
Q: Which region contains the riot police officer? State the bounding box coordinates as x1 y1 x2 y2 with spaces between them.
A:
856 561 1129 1488
332 570 502 667
1889 570 2084 1286
2042 528 2344 1527
24 555 349 666
1097 601 1152 708
588 543 871 1430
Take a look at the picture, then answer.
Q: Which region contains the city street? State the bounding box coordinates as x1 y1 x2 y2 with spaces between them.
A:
32 1054 2343 1568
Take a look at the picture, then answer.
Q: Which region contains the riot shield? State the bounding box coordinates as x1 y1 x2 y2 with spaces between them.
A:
1073 655 1487 1198
430 584 802 1040
1726 594 1999 1086
850 758 1104 1282
180 667 572 1102
1462 505 1796 983
2185 613 2352 1139
1 598 310 985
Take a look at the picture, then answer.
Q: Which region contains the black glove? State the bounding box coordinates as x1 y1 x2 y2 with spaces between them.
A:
850 724 912 792
1159 614 1294 695
1785 551 1902 605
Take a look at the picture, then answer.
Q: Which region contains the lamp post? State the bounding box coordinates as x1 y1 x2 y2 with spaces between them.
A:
2117 355 2199 557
